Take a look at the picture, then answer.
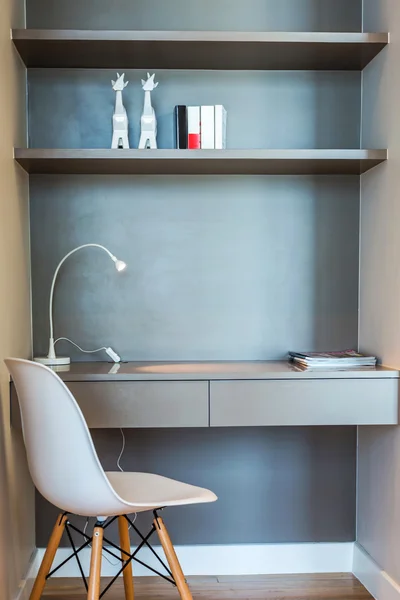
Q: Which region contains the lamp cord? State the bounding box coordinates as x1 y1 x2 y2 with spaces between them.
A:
54 337 107 354
117 429 126 472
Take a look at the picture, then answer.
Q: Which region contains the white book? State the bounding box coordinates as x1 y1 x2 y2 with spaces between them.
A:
214 105 227 149
187 106 201 149
200 105 215 149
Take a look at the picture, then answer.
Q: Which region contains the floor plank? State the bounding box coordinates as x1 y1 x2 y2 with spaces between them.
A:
43 574 372 600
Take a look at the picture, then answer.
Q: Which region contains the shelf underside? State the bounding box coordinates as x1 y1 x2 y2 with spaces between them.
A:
14 149 388 175
12 30 388 70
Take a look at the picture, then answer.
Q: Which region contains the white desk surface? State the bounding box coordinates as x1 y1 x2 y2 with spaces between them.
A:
54 360 400 381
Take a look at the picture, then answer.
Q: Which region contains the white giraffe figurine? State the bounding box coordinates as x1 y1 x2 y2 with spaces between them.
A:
111 73 130 149
139 73 159 149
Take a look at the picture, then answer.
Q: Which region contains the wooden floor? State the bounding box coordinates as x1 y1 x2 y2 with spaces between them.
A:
43 574 372 600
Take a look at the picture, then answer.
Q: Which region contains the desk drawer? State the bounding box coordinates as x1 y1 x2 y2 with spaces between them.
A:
67 381 209 428
210 379 399 426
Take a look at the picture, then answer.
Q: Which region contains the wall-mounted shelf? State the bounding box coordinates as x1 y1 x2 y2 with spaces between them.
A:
11 362 400 428
14 149 387 176
12 30 389 70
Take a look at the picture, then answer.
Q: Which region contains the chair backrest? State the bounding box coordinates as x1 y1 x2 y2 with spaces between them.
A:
5 358 121 516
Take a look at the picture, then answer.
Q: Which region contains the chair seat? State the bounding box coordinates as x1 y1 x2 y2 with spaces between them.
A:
106 471 217 512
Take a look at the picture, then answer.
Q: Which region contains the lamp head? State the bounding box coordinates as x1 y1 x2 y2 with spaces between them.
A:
114 259 127 272
109 252 127 272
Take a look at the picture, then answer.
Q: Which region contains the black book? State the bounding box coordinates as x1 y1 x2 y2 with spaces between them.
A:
174 105 188 149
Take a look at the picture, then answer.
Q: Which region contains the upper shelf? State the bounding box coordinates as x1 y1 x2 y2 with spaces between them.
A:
14 149 388 176
12 30 389 70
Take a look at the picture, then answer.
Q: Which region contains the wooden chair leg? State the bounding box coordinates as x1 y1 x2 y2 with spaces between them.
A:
118 516 134 600
87 525 104 600
154 515 193 600
30 513 68 600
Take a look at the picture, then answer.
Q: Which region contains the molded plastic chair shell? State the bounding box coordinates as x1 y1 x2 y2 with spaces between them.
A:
6 358 217 517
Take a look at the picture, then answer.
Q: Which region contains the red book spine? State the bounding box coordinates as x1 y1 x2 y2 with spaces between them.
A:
187 107 201 149
188 133 201 149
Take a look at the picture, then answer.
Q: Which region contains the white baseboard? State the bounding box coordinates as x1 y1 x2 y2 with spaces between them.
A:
36 542 354 578
26 539 400 600
14 549 40 600
353 543 400 600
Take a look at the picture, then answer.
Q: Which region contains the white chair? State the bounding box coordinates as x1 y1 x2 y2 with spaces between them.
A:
6 358 217 600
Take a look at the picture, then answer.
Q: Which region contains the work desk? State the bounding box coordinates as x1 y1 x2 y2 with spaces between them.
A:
11 361 400 428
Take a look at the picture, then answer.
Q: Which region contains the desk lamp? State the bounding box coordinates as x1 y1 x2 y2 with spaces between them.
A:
34 243 126 366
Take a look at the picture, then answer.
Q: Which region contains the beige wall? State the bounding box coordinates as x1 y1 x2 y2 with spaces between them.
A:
0 0 35 598
358 0 400 583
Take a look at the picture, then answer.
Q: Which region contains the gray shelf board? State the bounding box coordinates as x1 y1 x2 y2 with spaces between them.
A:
12 30 389 70
14 149 388 175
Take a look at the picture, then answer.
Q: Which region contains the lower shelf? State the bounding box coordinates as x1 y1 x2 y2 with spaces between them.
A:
14 148 388 176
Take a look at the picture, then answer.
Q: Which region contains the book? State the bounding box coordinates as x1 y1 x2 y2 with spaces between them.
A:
288 350 377 369
215 105 227 149
292 364 376 372
200 106 215 149
174 105 187 149
187 106 201 149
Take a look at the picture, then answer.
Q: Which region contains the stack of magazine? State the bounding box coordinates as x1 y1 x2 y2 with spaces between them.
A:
288 350 377 371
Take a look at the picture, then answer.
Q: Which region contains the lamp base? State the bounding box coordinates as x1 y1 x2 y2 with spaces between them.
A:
34 356 71 366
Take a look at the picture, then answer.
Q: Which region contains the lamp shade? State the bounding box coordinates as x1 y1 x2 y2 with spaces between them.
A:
115 260 127 272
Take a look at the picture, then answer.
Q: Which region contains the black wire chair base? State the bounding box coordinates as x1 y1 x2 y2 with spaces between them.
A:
46 511 175 599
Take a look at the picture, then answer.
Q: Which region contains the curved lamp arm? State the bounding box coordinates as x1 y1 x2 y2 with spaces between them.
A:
47 243 126 360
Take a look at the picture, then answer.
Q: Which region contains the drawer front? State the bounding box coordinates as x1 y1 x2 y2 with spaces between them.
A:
68 381 209 428
210 379 399 426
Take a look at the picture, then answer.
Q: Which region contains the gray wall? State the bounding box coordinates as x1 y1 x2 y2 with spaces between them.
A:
357 0 400 584
26 0 362 32
28 70 362 150
27 0 363 549
27 17 362 363
36 426 357 547
30 175 360 362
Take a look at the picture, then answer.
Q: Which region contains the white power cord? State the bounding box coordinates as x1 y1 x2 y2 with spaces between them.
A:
54 337 107 354
54 337 121 362
116 430 137 534
117 429 126 472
